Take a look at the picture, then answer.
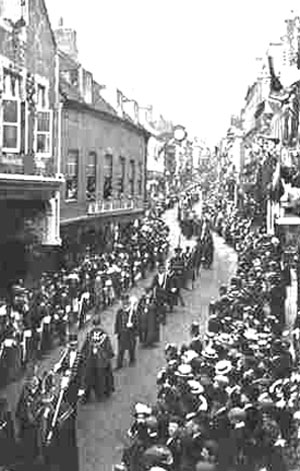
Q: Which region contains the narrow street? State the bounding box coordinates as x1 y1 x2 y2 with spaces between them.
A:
77 207 237 471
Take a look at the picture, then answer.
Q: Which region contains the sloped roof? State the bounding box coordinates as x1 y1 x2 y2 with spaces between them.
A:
59 77 118 115
94 95 118 115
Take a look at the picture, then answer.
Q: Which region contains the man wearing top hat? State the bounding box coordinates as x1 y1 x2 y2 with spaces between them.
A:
169 249 185 308
83 315 115 402
114 294 139 369
137 288 160 346
151 264 172 321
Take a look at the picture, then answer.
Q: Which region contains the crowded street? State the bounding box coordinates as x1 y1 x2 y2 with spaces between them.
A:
76 206 237 471
2 1 300 470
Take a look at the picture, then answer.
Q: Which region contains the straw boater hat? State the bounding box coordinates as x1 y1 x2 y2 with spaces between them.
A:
175 364 193 379
202 347 218 360
134 403 152 418
215 360 233 376
187 380 204 395
182 350 199 364
216 333 235 349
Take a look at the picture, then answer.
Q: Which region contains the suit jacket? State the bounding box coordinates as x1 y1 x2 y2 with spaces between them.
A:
114 307 139 337
86 328 114 368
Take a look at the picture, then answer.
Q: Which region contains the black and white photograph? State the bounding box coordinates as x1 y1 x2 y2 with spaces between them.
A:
1 0 300 470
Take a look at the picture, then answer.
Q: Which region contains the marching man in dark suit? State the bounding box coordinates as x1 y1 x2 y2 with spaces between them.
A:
137 288 160 347
151 264 169 323
114 294 139 369
83 315 115 402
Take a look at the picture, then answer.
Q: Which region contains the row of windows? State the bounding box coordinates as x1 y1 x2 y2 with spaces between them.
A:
65 150 143 202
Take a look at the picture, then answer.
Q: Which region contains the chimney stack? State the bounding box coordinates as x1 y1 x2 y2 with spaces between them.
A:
54 18 79 62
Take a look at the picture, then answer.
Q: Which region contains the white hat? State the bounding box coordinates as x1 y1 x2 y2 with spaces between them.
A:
187 380 204 395
215 360 232 376
175 364 193 378
134 403 152 416
243 329 258 341
202 347 218 360
182 350 199 364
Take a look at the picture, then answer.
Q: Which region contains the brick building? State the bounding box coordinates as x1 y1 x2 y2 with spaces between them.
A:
0 0 63 292
55 21 150 266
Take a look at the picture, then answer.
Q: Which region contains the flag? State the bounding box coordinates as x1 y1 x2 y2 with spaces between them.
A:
270 160 284 202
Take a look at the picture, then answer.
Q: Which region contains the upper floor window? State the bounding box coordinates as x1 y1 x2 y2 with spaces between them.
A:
81 69 93 104
129 159 135 196
86 151 96 201
1 69 22 153
103 153 113 200
138 162 143 196
118 156 126 196
65 150 79 201
35 111 52 156
35 81 52 156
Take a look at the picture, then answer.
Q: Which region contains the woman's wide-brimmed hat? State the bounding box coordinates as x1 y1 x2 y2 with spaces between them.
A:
215 360 232 376
175 364 194 379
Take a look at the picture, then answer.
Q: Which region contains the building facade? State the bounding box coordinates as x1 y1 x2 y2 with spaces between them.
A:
0 0 62 290
55 25 149 265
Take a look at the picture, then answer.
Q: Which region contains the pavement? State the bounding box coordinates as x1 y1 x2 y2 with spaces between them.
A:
1 205 238 471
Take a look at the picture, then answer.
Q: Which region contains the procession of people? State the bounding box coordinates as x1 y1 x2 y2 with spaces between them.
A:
114 206 300 471
2 184 300 470
0 197 208 470
0 214 170 389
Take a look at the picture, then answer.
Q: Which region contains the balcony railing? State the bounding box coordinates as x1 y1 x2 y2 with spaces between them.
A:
87 197 144 215
0 154 57 179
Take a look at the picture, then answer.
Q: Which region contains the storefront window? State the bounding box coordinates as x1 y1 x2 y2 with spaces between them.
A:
65 150 79 200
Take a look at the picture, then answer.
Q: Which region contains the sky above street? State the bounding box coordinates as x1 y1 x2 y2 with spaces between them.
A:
46 0 300 145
